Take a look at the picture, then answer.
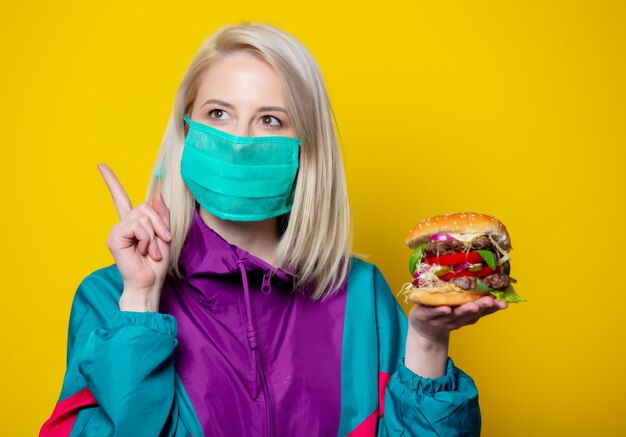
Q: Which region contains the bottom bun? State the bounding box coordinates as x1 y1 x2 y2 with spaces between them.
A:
407 284 487 306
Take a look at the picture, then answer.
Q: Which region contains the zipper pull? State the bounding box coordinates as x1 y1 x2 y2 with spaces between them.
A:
261 270 272 294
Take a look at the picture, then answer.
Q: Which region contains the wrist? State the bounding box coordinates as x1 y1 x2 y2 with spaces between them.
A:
409 324 451 346
119 288 160 312
405 325 450 378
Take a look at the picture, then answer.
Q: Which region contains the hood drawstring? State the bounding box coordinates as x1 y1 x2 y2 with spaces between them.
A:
238 260 260 399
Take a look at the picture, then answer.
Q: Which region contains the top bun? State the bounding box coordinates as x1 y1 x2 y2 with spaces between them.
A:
406 212 511 250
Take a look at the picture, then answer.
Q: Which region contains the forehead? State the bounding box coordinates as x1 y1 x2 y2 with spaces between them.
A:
195 51 287 107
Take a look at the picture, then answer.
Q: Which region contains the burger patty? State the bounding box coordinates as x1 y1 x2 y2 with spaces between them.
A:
422 236 496 258
482 273 511 289
469 235 495 251
450 277 477 290
451 273 511 290
422 240 465 257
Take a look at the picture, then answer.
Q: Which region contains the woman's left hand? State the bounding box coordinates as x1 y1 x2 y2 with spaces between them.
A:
408 296 508 342
404 296 508 378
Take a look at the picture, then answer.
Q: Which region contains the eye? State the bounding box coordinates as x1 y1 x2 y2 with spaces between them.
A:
208 109 230 120
260 115 282 127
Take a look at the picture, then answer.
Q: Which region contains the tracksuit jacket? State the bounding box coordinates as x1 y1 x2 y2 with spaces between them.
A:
41 209 481 436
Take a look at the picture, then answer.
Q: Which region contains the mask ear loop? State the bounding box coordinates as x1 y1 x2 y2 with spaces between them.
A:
182 114 192 136
157 114 193 181
155 160 165 180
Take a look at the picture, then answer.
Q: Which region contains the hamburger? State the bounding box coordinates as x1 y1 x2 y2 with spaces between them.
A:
401 212 525 306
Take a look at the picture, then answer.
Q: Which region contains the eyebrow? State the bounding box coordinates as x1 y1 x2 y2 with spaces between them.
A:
201 99 288 114
202 99 235 109
257 106 288 114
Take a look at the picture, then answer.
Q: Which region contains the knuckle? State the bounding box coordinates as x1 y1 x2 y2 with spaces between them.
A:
133 203 150 216
138 215 151 227
131 221 146 236
143 202 157 214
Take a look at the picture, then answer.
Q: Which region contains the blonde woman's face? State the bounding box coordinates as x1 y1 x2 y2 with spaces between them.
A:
191 51 296 138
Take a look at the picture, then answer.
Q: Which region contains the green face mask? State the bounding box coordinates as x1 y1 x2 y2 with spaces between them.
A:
180 115 301 222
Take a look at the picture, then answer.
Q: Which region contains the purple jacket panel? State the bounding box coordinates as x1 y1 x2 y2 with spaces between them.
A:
159 209 347 436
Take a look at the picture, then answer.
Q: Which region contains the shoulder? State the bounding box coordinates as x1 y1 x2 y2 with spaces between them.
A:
346 256 397 309
79 264 123 289
347 256 405 326
76 264 123 304
348 257 390 294
69 264 124 329
348 256 382 282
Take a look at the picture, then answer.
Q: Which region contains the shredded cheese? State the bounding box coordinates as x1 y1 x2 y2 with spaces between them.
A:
487 234 511 265
413 262 441 287
444 232 485 243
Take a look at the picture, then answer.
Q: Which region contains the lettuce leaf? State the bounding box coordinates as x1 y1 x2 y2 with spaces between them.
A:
475 279 495 292
475 280 526 303
489 285 526 303
475 250 497 270
409 243 427 275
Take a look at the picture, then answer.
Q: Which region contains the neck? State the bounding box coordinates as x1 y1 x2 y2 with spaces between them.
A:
198 207 280 267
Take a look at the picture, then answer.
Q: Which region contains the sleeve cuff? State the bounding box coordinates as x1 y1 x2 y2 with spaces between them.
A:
112 311 178 337
396 357 458 395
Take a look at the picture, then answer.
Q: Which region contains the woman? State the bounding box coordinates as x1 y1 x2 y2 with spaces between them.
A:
41 23 506 436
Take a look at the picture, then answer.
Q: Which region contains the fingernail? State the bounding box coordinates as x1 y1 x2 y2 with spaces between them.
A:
165 230 172 239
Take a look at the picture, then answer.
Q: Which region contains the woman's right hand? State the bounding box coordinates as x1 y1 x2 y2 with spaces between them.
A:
97 163 172 312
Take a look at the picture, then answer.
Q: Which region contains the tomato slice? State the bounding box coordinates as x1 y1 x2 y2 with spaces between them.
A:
439 266 495 281
424 252 484 266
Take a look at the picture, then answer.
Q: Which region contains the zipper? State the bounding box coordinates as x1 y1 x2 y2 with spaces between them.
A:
257 270 275 437
256 345 275 437
261 270 272 294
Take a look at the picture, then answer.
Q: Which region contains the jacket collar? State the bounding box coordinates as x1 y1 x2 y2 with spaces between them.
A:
178 208 295 284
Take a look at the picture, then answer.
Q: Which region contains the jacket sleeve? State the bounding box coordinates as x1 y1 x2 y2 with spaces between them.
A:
41 266 193 437
372 266 481 437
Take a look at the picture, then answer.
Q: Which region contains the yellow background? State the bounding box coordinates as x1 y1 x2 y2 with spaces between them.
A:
2 1 624 435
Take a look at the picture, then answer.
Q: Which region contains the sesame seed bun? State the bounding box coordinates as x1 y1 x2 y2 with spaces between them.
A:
405 212 511 250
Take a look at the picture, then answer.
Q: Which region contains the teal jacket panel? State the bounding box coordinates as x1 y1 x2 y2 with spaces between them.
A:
339 258 481 436
56 265 203 437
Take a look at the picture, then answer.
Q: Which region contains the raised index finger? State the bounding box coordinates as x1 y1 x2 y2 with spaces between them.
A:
97 163 133 219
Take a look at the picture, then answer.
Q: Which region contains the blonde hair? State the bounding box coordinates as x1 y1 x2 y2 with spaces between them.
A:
146 23 352 300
